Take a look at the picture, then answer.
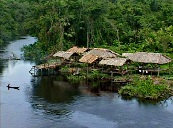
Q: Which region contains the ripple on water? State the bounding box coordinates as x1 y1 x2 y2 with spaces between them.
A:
70 111 118 128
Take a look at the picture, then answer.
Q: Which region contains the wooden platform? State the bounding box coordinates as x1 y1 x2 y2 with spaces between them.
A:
29 62 61 76
36 62 60 69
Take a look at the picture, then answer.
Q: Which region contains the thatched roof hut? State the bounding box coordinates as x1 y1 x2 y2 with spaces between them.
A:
53 51 78 60
79 54 99 64
99 58 127 66
84 48 119 59
123 52 172 64
79 48 120 64
66 46 88 54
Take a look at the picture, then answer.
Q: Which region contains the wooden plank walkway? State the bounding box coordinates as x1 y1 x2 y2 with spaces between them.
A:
36 62 60 69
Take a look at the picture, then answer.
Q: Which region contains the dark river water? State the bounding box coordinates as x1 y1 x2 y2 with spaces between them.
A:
0 36 173 128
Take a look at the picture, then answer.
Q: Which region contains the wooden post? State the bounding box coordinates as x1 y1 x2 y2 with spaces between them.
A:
48 68 49 76
34 66 35 76
121 67 123 77
126 64 129 75
52 68 55 75
169 62 170 75
86 63 89 86
111 71 113 80
157 67 160 76
110 71 113 91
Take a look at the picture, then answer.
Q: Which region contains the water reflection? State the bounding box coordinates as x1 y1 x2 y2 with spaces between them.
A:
159 97 173 109
0 60 4 75
31 76 80 103
28 76 81 118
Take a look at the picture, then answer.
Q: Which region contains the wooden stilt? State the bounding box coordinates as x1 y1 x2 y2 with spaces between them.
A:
111 71 113 80
169 63 170 75
157 67 160 76
34 66 35 76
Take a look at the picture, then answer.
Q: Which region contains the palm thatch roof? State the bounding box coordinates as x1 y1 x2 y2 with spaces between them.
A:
53 51 78 60
84 48 119 59
99 58 127 66
66 46 88 54
123 52 172 64
79 54 99 64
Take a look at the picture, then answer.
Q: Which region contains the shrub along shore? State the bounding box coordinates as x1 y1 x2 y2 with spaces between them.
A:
118 75 173 101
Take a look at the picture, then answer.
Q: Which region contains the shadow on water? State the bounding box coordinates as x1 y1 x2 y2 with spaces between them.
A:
0 60 4 75
82 80 126 95
120 93 173 107
32 76 81 103
28 76 81 117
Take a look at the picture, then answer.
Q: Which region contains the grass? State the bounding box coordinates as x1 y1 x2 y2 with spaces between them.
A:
67 74 85 84
118 76 173 101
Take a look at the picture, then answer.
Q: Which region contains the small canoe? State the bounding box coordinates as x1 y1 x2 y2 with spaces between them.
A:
7 84 19 90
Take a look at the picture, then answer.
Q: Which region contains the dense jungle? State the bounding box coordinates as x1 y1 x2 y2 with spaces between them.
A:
1 0 173 60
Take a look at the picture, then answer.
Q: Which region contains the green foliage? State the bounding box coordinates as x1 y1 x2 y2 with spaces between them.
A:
0 0 31 47
87 70 100 80
21 0 173 60
143 25 173 52
65 68 109 84
85 70 110 81
2 0 173 59
60 66 70 73
119 76 173 101
67 74 85 84
70 62 88 68
21 41 46 60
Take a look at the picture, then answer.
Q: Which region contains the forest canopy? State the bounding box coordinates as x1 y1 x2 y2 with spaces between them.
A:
1 0 173 59
0 0 31 47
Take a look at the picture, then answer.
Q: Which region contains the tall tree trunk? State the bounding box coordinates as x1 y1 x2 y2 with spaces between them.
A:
87 29 89 48
59 22 64 50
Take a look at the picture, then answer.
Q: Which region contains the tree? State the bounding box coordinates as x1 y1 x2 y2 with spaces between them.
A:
0 0 31 47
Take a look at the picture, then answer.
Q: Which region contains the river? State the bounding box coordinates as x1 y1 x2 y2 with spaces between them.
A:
0 36 173 128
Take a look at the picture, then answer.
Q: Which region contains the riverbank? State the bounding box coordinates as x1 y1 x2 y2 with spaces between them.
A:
0 36 37 60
